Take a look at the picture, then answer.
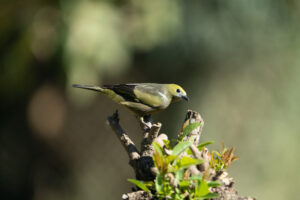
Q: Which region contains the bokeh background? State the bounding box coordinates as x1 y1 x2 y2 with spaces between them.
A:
1 0 300 199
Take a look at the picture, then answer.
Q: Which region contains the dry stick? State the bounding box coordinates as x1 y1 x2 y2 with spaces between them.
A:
190 144 209 172
148 122 162 143
140 123 162 176
139 116 153 155
140 120 161 157
107 110 140 161
190 144 202 158
108 111 159 181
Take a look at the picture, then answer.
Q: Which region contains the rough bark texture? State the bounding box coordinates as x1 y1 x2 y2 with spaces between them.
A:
107 110 255 200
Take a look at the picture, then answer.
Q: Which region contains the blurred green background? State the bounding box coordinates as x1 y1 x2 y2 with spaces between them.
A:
1 0 300 199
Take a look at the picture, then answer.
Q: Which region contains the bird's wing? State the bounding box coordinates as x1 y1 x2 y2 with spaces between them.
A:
102 84 140 103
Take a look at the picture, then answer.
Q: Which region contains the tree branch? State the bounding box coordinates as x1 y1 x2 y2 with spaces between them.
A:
106 110 255 200
107 110 140 161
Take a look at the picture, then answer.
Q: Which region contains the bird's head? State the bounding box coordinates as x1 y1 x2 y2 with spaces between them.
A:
168 84 189 102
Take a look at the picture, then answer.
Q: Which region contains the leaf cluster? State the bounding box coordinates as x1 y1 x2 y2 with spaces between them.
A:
129 140 219 200
209 142 239 172
128 123 239 199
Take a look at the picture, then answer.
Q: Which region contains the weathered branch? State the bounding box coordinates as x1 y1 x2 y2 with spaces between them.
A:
122 191 151 200
148 122 161 143
107 111 162 181
107 110 140 161
106 110 255 200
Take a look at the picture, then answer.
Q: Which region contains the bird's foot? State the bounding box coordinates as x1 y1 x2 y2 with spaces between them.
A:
143 115 153 124
139 115 153 131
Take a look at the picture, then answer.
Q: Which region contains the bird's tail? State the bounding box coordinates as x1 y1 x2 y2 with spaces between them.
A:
72 84 104 92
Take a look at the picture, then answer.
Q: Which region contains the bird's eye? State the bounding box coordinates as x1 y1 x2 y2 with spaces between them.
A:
176 89 181 93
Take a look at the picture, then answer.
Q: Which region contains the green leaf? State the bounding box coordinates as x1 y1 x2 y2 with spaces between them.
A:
153 142 165 171
195 180 209 197
188 175 202 181
197 141 214 149
144 181 155 187
179 180 190 187
174 169 185 182
207 181 221 187
172 141 191 156
155 173 164 194
174 188 185 199
128 179 151 193
163 139 172 149
200 192 219 199
166 155 177 164
178 157 203 169
186 148 193 155
153 142 163 156
212 150 222 157
180 122 201 140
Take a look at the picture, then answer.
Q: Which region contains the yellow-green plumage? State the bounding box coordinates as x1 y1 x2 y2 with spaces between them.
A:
72 83 189 116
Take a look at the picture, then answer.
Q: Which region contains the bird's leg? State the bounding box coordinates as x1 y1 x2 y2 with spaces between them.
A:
143 115 153 124
138 115 153 131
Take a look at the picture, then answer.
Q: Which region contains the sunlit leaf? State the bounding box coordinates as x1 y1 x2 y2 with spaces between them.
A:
153 142 163 156
163 139 172 149
197 141 214 149
172 141 191 156
166 155 177 164
212 150 221 157
179 180 190 187
200 192 219 199
144 181 155 187
174 169 185 182
195 180 209 197
188 175 202 181
155 173 164 194
207 181 221 187
178 156 203 169
153 151 164 170
180 122 201 140
186 148 193 155
128 179 151 193
153 142 165 170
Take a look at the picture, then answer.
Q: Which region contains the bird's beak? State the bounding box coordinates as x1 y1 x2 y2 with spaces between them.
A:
182 95 189 101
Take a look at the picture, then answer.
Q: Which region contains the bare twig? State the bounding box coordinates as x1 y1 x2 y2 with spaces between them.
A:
190 144 202 159
107 110 140 161
107 111 159 181
189 165 201 176
148 122 162 143
141 123 162 157
189 144 210 172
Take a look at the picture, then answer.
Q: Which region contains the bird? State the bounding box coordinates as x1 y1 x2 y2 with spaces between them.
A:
73 83 189 116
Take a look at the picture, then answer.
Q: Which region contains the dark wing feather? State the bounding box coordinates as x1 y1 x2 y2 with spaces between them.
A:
102 84 139 102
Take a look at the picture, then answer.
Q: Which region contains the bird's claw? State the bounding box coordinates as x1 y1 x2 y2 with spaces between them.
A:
139 115 153 131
